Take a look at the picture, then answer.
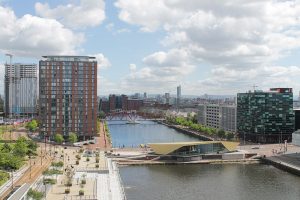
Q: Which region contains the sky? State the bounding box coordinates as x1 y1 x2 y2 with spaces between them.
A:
1 0 300 97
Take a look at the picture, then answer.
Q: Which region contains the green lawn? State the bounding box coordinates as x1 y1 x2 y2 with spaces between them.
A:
0 171 10 186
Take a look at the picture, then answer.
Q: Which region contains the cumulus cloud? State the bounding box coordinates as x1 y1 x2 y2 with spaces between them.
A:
0 6 84 57
90 53 111 70
122 48 195 93
115 0 300 94
35 0 105 29
98 76 120 95
129 64 136 71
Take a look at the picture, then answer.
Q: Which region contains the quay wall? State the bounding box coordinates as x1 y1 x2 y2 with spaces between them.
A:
155 120 214 141
262 157 300 177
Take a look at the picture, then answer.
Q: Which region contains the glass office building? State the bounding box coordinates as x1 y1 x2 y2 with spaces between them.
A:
237 88 294 143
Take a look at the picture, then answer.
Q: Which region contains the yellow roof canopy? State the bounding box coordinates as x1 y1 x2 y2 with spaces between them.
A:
148 141 238 155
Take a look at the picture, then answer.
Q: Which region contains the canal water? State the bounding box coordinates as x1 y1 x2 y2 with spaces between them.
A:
108 120 300 200
108 120 199 147
120 164 300 200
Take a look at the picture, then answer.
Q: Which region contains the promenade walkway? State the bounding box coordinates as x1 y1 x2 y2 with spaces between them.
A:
45 148 126 200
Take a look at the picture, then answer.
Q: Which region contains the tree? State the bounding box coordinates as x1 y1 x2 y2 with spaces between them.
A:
26 120 38 132
1 143 12 153
54 134 64 144
26 140 38 152
98 111 105 119
217 129 226 139
225 132 235 140
0 153 24 170
68 132 78 143
14 137 28 157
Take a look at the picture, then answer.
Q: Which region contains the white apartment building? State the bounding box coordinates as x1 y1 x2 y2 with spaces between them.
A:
5 63 37 117
197 104 237 133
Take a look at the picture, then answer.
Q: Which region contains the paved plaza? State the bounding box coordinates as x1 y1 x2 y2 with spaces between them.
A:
44 147 125 200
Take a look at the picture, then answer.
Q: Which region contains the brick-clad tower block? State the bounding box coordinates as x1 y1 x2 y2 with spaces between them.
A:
39 56 98 141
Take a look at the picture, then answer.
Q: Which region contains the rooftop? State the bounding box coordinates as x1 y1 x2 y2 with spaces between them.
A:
42 55 96 62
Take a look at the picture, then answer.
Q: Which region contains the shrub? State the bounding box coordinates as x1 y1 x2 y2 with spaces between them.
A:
81 179 86 184
79 190 84 196
27 188 44 200
79 148 84 153
65 188 70 194
86 158 90 162
96 164 99 168
96 158 99 163
76 160 79 165
76 155 81 160
51 161 63 168
65 180 72 187
43 178 56 185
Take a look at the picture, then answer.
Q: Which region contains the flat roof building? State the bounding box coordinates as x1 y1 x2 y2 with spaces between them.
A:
39 56 98 140
197 104 236 133
5 63 37 118
237 88 294 143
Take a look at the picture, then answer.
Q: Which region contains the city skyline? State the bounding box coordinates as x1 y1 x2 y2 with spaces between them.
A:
1 1 300 96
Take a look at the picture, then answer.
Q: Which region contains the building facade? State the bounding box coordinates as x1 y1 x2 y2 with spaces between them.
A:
237 88 294 143
197 104 236 133
177 85 181 106
5 63 37 117
39 56 98 140
101 94 143 113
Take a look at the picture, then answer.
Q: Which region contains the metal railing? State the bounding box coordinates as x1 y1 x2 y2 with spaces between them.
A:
65 195 97 200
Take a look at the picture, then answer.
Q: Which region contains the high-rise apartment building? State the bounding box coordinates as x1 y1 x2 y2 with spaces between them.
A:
237 88 294 143
39 56 98 140
177 85 181 106
5 63 37 117
197 104 236 133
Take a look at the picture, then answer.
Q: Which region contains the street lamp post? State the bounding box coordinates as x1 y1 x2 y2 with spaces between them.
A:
11 168 14 191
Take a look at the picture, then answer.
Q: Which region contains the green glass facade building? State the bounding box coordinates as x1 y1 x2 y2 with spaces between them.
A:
237 88 294 143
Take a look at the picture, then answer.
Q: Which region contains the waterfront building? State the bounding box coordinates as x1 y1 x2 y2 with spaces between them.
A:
148 141 239 161
4 63 37 117
237 88 294 143
294 109 300 131
105 94 143 113
39 56 98 140
292 129 300 146
197 104 236 133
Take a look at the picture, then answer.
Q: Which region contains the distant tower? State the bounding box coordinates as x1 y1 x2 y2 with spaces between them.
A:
177 85 181 106
144 92 147 99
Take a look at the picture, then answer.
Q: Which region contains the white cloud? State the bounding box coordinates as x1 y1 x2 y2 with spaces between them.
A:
0 6 84 57
90 53 111 70
122 48 195 93
98 76 119 95
129 64 136 71
35 0 105 29
115 0 300 94
105 23 114 31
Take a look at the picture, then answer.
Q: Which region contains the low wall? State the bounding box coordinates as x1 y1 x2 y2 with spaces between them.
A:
262 157 300 176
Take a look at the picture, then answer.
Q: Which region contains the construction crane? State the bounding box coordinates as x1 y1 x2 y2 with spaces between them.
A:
5 53 14 119
252 84 258 92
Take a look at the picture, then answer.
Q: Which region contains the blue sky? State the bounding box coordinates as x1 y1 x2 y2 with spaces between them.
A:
1 0 300 97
